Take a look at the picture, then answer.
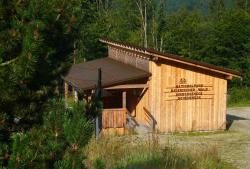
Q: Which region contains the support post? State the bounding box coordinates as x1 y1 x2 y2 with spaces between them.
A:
64 82 68 107
96 116 100 139
73 88 78 102
96 68 102 139
122 91 127 108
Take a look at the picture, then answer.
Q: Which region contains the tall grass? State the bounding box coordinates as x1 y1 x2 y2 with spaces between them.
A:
84 134 234 169
228 87 250 107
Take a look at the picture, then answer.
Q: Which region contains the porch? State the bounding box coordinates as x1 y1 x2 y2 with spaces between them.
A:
64 82 151 135
101 86 147 135
102 108 128 135
62 57 152 135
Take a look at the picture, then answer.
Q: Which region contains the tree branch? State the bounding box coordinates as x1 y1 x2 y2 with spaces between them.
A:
0 57 18 66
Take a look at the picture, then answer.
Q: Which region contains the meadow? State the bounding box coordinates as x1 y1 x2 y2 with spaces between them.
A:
85 134 235 169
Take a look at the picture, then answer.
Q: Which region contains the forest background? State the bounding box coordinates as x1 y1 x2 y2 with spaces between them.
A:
0 0 250 168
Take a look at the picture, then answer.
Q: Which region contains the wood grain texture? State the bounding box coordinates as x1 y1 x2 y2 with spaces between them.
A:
100 63 227 133
145 60 227 132
103 46 229 133
102 108 127 135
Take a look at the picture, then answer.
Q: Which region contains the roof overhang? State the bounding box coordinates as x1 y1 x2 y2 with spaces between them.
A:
63 57 151 91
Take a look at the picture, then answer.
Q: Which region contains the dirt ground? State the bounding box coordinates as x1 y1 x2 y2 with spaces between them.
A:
155 107 250 169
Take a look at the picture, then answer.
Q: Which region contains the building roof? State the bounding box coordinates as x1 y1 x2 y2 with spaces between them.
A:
63 57 151 91
100 38 241 78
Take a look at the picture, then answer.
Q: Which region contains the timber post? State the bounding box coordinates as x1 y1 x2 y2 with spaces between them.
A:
96 68 102 139
74 89 78 102
64 82 68 107
122 91 126 108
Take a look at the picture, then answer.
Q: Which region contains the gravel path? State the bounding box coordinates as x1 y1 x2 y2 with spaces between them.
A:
156 107 250 169
223 107 250 169
130 107 250 168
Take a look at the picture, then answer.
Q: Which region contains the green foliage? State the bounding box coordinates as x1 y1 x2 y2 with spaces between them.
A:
94 158 106 169
234 0 250 11
0 0 103 165
228 87 250 107
100 0 142 45
8 129 49 169
205 10 250 73
0 0 101 121
162 8 208 58
7 100 93 169
62 102 93 150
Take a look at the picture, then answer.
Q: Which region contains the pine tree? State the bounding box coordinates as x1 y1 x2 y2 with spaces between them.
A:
204 10 250 86
234 0 250 11
0 0 102 165
208 0 225 19
8 100 93 169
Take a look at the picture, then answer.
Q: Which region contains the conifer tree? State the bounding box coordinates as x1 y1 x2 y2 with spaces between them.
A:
8 100 93 169
0 0 102 165
234 0 250 11
208 0 225 19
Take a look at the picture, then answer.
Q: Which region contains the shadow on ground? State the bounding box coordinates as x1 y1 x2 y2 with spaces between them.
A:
226 114 249 130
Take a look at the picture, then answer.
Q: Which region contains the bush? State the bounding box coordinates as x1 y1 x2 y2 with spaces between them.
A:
228 87 250 107
93 158 106 169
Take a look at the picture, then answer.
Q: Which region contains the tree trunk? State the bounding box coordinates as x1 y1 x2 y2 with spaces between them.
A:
136 0 148 48
144 2 147 48
160 36 163 52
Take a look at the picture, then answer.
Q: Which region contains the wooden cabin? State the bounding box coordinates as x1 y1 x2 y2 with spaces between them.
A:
63 38 241 135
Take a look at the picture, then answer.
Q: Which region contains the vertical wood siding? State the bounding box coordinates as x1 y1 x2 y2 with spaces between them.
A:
132 60 227 132
106 45 228 133
102 108 127 135
146 61 227 132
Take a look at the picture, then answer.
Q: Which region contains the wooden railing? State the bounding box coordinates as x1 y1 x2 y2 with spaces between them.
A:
143 107 156 131
102 108 128 129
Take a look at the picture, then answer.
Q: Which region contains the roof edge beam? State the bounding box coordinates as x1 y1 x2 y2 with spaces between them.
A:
151 53 242 79
105 84 148 90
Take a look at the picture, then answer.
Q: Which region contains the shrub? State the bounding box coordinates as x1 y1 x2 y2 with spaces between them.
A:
7 100 93 169
93 158 106 169
228 87 250 107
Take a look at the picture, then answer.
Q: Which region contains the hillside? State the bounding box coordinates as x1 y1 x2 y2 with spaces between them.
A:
166 0 234 13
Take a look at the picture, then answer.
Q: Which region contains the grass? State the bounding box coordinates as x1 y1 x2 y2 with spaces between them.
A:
84 134 235 169
170 130 235 137
228 100 250 108
228 87 250 107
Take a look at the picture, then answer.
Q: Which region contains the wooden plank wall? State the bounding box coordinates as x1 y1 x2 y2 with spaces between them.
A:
133 84 150 125
133 60 227 132
107 45 228 132
148 61 227 132
132 62 161 128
